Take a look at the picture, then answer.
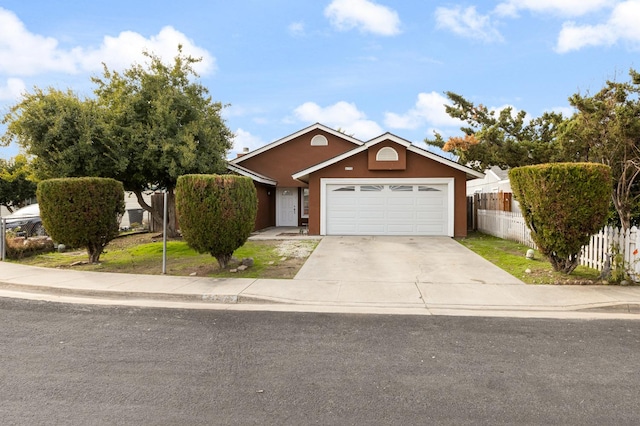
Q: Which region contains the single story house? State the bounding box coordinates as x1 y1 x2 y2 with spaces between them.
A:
228 123 484 237
466 166 512 195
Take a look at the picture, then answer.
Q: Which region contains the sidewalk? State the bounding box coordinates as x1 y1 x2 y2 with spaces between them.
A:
1 227 640 318
1 260 640 319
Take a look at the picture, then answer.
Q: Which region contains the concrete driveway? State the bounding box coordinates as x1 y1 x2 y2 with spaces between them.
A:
295 236 524 285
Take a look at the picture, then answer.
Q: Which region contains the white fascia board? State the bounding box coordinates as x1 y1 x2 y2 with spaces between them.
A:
292 145 368 182
406 145 484 179
230 123 364 165
226 163 277 185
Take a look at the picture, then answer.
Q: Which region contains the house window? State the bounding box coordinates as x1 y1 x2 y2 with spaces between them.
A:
311 135 328 146
302 188 309 218
361 185 383 192
376 147 399 161
333 185 355 191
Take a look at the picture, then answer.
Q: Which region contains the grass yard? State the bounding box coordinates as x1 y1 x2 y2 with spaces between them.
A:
457 232 603 285
13 232 318 279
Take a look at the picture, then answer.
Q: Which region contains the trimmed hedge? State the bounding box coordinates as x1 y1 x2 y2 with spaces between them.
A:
36 177 125 263
176 174 257 269
509 163 611 273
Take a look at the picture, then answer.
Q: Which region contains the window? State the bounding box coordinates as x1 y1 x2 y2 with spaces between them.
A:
311 135 328 146
418 186 441 192
360 185 383 192
302 188 309 218
390 185 413 192
376 147 398 161
333 185 355 191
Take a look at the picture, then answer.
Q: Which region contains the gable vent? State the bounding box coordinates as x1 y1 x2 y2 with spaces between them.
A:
311 135 328 146
376 147 399 161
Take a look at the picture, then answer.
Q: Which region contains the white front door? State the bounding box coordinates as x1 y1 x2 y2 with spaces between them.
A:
276 187 298 226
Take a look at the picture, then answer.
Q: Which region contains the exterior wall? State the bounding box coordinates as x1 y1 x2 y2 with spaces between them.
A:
367 141 407 170
253 182 276 231
307 149 469 237
236 129 359 188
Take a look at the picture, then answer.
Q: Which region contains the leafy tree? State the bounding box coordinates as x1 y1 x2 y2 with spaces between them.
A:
2 47 233 237
558 69 640 230
176 174 257 269
0 155 37 212
37 177 124 263
92 48 233 236
425 92 564 171
510 163 611 274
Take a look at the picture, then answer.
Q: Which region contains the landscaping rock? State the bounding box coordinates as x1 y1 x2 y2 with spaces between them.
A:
237 265 248 271
242 257 254 267
526 249 535 259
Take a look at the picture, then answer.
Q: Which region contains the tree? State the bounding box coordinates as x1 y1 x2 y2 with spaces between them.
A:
37 177 124 263
509 163 611 274
558 70 640 230
92 48 233 236
175 174 257 269
1 47 233 237
425 92 564 171
0 155 37 213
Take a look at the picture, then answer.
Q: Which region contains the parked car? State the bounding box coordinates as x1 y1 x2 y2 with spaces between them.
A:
3 204 46 237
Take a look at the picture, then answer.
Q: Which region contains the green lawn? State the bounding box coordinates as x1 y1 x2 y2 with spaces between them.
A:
457 231 603 285
13 233 318 279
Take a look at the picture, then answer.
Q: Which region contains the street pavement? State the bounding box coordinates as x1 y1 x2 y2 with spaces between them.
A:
1 229 639 319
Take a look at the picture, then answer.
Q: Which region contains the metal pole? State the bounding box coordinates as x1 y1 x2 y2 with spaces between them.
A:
1 218 5 261
162 189 168 274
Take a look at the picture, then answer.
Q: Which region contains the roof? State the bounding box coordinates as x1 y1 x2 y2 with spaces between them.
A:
292 132 485 182
226 162 277 185
229 123 364 165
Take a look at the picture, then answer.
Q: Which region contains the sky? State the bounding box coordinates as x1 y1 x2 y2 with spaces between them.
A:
0 0 639 160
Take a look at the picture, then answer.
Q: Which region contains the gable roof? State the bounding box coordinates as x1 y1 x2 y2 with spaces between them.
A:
292 132 485 182
229 123 364 165
227 162 277 185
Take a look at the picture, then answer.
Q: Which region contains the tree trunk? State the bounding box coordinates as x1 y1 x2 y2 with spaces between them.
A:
548 253 579 274
133 188 179 237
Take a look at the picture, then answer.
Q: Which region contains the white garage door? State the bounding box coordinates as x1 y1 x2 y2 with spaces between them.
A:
325 182 449 236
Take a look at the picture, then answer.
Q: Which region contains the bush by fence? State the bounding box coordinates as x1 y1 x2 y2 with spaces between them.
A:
476 209 640 278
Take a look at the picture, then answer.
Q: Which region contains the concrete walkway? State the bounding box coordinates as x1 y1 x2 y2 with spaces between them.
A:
0 229 639 319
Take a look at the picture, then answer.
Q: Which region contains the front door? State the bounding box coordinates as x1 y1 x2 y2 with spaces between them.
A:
276 187 298 226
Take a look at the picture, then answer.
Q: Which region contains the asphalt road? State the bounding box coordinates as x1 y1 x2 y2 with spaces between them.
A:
1 298 639 425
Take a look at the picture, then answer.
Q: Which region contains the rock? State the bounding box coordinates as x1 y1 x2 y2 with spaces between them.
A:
268 261 275 265
237 265 248 271
525 249 535 260
525 268 532 274
621 280 630 286
57 244 66 253
280 257 287 261
242 257 254 267
189 272 197 276
230 268 238 273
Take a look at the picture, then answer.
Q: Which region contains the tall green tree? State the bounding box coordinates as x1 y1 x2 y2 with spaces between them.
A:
558 69 640 230
0 155 37 213
425 92 564 171
2 48 233 237
92 48 233 236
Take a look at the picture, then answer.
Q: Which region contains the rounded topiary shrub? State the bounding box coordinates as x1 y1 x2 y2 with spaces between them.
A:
509 162 611 274
176 174 257 269
37 177 125 263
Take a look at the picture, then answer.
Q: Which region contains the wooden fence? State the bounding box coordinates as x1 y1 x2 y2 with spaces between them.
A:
476 209 640 275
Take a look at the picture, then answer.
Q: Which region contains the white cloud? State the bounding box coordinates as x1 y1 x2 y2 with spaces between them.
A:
435 6 503 43
74 26 215 75
0 78 26 101
495 0 612 17
293 101 383 140
288 21 305 36
384 92 464 130
556 1 640 53
0 8 215 76
232 128 266 153
324 0 401 36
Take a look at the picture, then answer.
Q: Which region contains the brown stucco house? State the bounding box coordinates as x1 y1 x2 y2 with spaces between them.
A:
228 123 483 237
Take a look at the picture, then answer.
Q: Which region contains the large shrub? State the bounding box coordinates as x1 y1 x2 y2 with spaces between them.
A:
37 177 125 263
176 174 257 268
509 163 611 274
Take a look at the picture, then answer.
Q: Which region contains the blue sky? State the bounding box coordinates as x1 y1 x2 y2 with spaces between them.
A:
1 0 639 160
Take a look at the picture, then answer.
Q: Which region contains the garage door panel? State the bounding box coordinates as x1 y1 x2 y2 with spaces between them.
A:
326 182 449 236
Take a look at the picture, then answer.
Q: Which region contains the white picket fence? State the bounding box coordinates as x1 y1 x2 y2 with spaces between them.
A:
476 209 640 275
